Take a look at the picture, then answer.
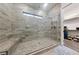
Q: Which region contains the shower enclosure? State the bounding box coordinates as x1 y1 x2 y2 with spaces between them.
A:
0 3 61 55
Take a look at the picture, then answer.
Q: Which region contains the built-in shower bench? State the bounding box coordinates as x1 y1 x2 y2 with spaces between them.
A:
0 35 21 55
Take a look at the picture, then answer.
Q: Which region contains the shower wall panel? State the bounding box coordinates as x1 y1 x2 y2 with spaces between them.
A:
48 4 61 42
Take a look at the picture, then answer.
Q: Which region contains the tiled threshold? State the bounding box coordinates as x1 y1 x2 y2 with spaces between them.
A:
40 45 79 55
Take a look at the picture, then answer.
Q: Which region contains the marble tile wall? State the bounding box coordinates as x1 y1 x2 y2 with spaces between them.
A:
48 4 61 41
0 4 50 39
0 4 29 39
0 3 61 47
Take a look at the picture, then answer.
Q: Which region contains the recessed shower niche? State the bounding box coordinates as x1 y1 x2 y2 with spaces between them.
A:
0 3 61 55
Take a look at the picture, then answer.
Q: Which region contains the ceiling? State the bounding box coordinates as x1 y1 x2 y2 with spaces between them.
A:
25 3 79 21
63 3 79 21
15 3 56 17
25 3 43 10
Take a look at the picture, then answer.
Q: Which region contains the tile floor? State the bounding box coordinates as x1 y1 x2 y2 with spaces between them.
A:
64 39 79 52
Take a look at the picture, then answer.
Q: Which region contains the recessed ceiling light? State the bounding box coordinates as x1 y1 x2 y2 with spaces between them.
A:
23 11 43 19
43 3 48 8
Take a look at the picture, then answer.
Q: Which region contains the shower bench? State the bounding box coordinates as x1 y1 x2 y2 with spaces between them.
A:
0 37 21 55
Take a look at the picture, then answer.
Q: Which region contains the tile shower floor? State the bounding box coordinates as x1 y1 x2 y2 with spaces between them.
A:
11 37 79 55
1 36 78 55
11 37 58 55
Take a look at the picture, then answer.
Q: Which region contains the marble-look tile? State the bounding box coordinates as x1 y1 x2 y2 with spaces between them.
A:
0 4 61 55
40 45 79 55
11 37 58 55
0 37 20 53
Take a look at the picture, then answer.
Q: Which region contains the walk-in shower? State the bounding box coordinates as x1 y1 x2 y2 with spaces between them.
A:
0 3 61 55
